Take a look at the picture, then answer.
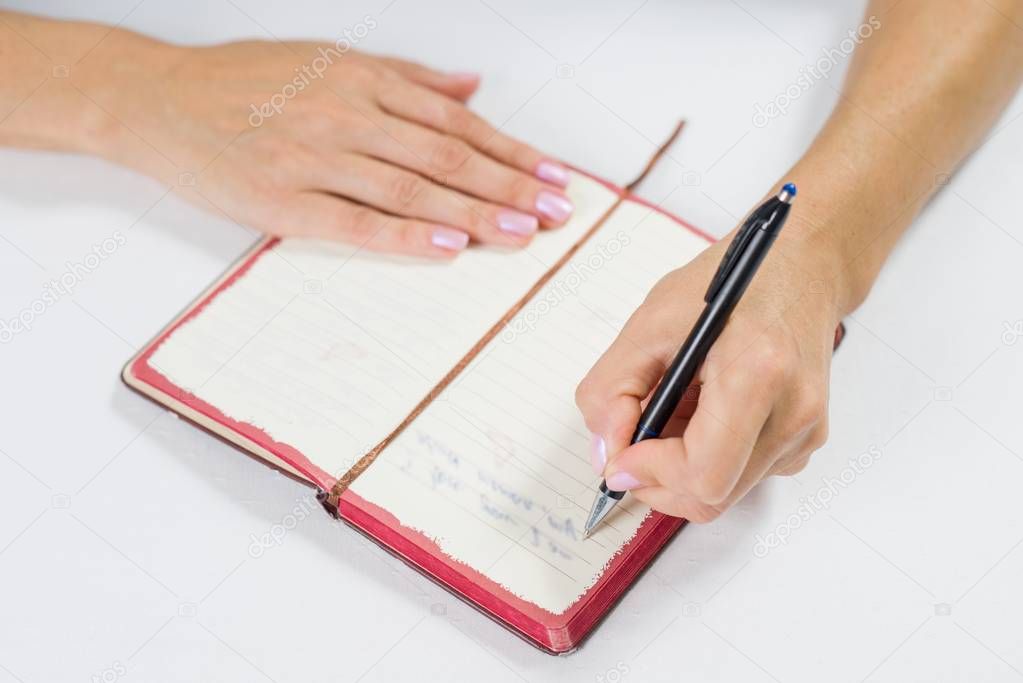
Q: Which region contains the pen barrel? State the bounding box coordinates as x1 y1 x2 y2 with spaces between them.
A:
632 223 782 443
632 303 725 442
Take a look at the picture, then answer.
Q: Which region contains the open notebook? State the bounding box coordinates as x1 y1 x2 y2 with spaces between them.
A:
124 129 740 653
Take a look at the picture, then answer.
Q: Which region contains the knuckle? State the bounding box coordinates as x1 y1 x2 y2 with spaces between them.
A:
442 103 475 134
617 375 650 402
395 221 425 250
507 173 536 206
685 503 722 524
807 420 830 452
573 378 612 435
460 203 489 235
464 113 493 145
431 137 472 172
691 472 732 506
747 340 793 384
574 375 596 411
508 141 535 169
780 457 810 476
790 384 827 434
389 173 425 206
346 206 381 241
373 83 400 110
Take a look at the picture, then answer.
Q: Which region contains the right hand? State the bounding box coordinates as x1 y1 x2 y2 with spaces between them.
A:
83 38 573 257
575 219 843 522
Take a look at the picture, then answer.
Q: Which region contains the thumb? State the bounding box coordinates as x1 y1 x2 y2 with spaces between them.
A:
379 57 480 101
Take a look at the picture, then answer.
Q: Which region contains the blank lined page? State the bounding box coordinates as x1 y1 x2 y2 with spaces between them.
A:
146 174 618 481
350 199 710 613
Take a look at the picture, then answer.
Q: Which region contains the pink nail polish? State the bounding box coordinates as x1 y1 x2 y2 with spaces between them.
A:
536 190 574 223
430 227 469 251
606 471 642 491
497 210 538 236
535 160 570 187
590 434 607 475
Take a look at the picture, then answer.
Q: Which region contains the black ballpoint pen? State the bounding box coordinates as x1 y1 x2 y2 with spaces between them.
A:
582 183 797 537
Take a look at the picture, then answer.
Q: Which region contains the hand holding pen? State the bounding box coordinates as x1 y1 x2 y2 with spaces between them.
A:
578 184 842 532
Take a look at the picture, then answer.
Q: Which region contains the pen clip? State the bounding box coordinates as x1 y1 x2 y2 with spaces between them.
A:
705 203 771 302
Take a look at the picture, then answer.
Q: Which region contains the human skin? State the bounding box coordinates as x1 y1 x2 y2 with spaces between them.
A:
0 10 574 257
576 0 1023 521
3 5 1022 523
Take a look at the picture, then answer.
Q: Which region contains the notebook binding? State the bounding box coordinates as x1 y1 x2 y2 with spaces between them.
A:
316 489 342 519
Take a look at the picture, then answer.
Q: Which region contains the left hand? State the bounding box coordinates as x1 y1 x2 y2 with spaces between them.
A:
76 38 572 257
574 219 845 521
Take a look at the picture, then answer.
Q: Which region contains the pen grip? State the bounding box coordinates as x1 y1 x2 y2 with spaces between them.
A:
631 302 727 444
631 226 777 444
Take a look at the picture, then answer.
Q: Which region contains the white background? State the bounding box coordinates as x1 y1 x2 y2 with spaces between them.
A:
2 1 1022 681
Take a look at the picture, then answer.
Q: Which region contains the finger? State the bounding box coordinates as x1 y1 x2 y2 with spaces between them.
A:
307 153 540 247
768 452 810 478
375 82 569 188
277 192 469 257
766 422 829 479
625 412 807 519
358 115 573 227
717 426 800 507
603 360 777 504
376 57 480 101
575 321 670 469
631 486 723 523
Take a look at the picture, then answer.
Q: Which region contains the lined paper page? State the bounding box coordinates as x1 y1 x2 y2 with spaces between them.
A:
147 175 618 481
350 200 710 613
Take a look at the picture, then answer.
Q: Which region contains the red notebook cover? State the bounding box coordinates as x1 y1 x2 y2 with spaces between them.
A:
122 126 845 654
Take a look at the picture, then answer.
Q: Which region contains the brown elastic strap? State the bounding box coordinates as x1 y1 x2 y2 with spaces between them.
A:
324 121 687 510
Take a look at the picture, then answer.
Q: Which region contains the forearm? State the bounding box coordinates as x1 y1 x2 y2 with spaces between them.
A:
0 11 169 157
783 0 1023 314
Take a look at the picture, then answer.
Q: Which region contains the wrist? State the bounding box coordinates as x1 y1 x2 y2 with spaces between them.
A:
777 209 865 318
772 163 897 317
70 30 184 164
0 16 177 158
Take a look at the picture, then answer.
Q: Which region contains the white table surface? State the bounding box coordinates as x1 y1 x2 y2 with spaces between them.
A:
2 1 1022 681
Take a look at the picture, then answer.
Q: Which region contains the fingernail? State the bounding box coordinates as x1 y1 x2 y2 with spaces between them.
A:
431 226 469 251
590 434 607 475
606 471 642 492
535 190 574 223
448 71 480 82
535 160 570 187
497 210 538 236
